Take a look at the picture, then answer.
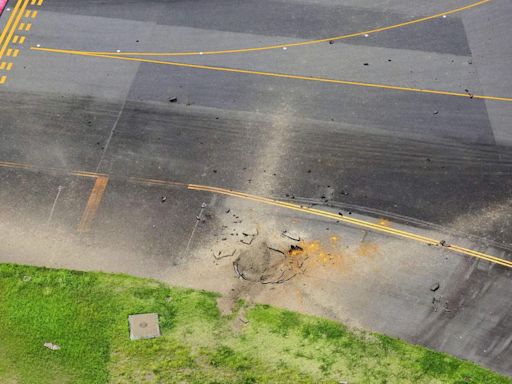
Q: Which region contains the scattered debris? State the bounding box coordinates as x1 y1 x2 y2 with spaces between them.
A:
433 110 439 115
464 89 474 99
430 282 440 292
233 261 244 280
44 342 61 351
363 63 369 66
338 212 343 216
161 196 167 203
282 230 300 241
169 97 178 103
22 275 31 282
241 236 254 245
242 227 258 237
432 297 439 312
289 245 304 255
268 247 285 255
201 202 207 208
329 40 334 44
439 240 449 247
213 247 237 260
340 190 350 196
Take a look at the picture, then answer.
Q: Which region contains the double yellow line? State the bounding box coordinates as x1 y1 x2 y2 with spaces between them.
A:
0 158 510 267
0 0 29 60
187 184 512 268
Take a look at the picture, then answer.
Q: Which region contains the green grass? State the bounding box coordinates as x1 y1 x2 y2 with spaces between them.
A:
0 264 510 384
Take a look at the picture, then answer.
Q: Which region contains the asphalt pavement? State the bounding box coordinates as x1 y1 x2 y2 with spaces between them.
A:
0 0 511 376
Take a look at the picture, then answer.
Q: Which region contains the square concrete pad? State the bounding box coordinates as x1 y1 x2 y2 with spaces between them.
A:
128 313 161 340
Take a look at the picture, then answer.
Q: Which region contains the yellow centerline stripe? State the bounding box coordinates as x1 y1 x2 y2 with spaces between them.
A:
77 176 109 233
187 184 512 268
57 0 491 57
30 47 512 102
0 159 510 267
0 0 23 49
0 0 30 60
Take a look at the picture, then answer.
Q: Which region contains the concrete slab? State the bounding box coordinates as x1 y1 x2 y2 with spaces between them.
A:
128 313 161 340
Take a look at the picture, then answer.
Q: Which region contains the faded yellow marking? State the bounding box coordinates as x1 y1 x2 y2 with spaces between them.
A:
31 0 36 4
0 62 5 70
6 62 13 70
18 23 25 31
31 10 38 18
12 49 19 57
37 0 43 5
357 242 379 257
377 218 391 227
77 176 109 233
19 36 25 44
24 10 31 17
0 75 6 84
25 23 31 31
59 0 492 58
30 48 512 103
12 35 19 44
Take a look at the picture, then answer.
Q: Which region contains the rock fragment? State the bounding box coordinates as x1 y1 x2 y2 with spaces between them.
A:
282 230 300 241
44 342 61 351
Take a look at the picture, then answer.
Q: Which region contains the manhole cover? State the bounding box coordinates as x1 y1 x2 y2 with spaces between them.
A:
128 313 161 340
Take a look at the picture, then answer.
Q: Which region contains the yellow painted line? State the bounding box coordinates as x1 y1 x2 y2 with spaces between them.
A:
12 35 19 44
0 0 23 50
31 0 36 4
24 23 31 31
187 184 512 268
0 160 106 178
31 47 512 103
18 22 24 30
70 0 491 57
0 158 509 267
77 176 109 233
129 176 187 188
19 36 25 44
6 62 13 70
24 10 31 17
12 49 19 57
0 75 6 84
0 62 5 69
0 160 33 169
71 170 108 179
37 0 43 5
0 0 30 60
6 48 11 56
31 10 38 18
